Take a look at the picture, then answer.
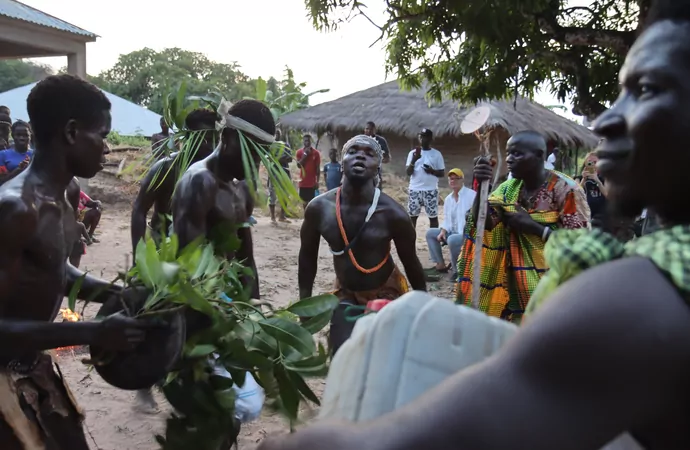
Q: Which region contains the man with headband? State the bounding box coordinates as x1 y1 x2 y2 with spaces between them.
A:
258 0 690 448
298 134 426 355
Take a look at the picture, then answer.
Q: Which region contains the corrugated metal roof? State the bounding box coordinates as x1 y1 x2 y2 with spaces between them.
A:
0 82 163 137
0 0 96 38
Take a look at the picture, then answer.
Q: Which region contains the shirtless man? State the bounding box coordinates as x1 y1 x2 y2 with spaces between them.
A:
131 108 218 256
0 75 151 449
299 135 426 355
173 100 276 301
257 2 690 448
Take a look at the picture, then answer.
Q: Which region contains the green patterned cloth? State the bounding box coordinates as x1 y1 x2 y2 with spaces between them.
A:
527 224 690 316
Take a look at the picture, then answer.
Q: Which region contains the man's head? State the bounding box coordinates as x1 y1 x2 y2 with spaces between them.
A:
11 121 30 152
0 113 10 141
419 128 433 148
185 108 220 160
593 0 690 221
448 168 464 192
303 134 312 149
159 117 169 134
0 106 10 116
329 148 338 162
505 130 547 180
218 99 275 180
364 121 376 137
27 74 112 178
341 135 382 187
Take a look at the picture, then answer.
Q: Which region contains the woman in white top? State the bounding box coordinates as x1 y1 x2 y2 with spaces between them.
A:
425 168 476 277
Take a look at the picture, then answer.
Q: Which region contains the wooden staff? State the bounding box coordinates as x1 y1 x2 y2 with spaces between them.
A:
471 133 492 310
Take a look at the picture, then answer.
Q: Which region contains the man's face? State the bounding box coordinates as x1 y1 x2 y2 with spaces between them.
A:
419 134 432 147
189 121 218 158
506 138 543 180
12 125 30 151
329 149 338 160
0 123 10 140
342 144 379 185
364 125 375 136
303 136 311 148
67 110 112 178
160 118 169 133
593 22 690 218
448 174 463 190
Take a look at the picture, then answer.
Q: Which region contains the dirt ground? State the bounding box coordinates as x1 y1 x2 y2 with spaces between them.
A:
56 161 456 450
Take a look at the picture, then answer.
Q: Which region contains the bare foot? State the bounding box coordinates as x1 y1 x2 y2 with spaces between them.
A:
134 389 160 414
279 217 290 223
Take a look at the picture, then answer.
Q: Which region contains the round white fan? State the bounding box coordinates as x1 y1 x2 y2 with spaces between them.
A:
460 106 491 134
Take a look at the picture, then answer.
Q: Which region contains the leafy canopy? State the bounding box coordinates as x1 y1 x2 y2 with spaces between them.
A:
0 59 52 94
304 0 653 119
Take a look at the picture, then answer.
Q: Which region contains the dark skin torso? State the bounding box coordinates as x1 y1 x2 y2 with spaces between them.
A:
299 187 426 298
172 155 258 298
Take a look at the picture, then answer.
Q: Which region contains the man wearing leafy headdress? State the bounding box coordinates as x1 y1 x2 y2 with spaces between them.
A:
131 108 219 256
298 134 426 355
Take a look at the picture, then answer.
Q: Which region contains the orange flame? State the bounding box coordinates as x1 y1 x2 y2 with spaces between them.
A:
59 308 81 322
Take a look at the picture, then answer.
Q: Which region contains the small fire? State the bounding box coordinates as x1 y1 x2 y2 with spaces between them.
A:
60 308 81 322
57 308 84 354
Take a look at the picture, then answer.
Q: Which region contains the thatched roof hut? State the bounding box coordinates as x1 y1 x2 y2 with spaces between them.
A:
282 80 596 147
281 81 596 182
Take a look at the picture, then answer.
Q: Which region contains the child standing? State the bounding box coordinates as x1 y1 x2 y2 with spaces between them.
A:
323 148 343 191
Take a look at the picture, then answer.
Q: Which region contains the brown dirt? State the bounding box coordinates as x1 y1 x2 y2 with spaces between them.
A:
55 151 455 449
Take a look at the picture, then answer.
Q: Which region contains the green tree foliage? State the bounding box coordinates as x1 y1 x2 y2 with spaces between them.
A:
0 59 53 94
90 48 256 114
305 0 654 119
252 66 329 121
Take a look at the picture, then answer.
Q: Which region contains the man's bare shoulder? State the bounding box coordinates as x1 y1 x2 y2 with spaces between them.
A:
0 182 38 241
379 192 411 222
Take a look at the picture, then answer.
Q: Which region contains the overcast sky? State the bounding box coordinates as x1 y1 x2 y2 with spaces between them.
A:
23 0 581 122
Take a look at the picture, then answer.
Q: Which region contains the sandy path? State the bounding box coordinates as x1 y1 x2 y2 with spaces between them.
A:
55 179 455 449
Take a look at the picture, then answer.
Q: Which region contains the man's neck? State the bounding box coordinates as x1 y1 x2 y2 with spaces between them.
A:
207 151 238 183
30 149 73 194
14 147 28 154
452 188 461 200
522 168 547 191
341 178 376 202
422 146 432 150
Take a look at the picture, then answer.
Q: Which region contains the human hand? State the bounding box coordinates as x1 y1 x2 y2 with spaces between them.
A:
257 422 367 450
501 204 541 235
437 229 447 242
412 148 422 162
92 313 162 351
18 159 29 170
473 156 493 183
423 164 435 174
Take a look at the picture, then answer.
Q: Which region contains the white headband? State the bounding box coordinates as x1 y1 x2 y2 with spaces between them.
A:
216 99 275 144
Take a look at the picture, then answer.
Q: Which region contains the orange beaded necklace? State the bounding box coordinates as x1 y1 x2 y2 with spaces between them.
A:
335 187 390 274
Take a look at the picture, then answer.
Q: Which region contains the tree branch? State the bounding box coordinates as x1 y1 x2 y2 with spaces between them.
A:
537 16 635 54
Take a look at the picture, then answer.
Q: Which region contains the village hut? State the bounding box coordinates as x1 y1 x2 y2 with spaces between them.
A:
280 81 597 184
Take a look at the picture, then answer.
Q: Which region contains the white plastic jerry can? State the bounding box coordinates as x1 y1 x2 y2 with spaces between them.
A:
319 291 644 450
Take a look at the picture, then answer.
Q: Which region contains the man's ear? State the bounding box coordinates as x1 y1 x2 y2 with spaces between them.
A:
64 119 78 145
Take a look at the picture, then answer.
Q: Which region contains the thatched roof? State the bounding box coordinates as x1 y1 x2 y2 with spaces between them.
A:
281 81 597 148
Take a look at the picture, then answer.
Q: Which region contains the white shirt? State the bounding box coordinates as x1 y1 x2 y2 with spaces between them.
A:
406 148 445 191
441 187 476 234
544 153 556 170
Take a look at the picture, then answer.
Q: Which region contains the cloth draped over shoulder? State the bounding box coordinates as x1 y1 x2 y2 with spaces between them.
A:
527 224 690 317
455 171 590 322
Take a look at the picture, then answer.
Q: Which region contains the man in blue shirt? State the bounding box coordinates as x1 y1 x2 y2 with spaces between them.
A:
0 121 33 183
323 148 342 191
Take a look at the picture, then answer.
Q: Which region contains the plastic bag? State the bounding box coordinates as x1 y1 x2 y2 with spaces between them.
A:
211 355 265 423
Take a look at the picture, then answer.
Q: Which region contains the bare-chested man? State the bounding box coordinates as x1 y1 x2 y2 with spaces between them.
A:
0 75 151 449
131 108 219 256
257 2 690 449
299 135 426 355
173 100 276 301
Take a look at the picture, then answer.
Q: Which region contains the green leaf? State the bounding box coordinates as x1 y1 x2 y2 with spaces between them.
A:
258 317 316 356
67 273 86 312
286 294 339 317
255 77 268 102
187 344 217 358
214 389 236 410
145 237 163 287
161 262 180 283
275 367 300 421
179 281 216 317
134 239 153 287
284 354 328 376
300 310 333 334
287 370 320 405
192 245 215 280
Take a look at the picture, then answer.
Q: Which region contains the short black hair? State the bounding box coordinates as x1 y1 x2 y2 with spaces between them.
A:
11 120 29 133
185 108 219 131
366 121 376 128
0 113 10 125
27 75 111 145
226 100 276 142
0 105 9 115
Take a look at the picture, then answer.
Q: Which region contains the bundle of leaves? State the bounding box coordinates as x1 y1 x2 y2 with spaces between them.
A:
123 232 338 450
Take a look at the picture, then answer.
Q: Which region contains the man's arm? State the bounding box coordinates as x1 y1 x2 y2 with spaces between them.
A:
440 196 451 233
405 151 416 176
391 207 426 291
236 226 259 299
379 137 390 164
298 201 321 299
296 149 308 167
315 152 321 186
368 257 690 450
131 160 168 254
323 164 328 188
65 263 121 303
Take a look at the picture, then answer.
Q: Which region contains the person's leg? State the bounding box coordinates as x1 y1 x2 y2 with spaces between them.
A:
408 190 422 228
268 180 277 223
83 209 101 241
424 189 440 229
447 233 465 275
425 228 446 270
329 299 359 357
69 240 83 268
